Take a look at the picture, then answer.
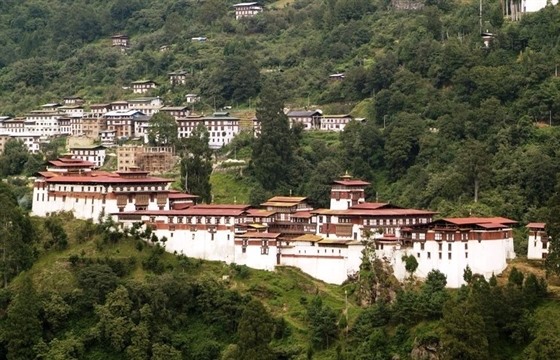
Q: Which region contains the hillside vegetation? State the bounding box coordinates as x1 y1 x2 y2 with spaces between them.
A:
2 0 560 359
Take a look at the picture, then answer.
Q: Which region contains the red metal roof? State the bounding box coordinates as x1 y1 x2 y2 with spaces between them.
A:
291 211 314 218
333 180 370 186
49 160 95 167
313 208 437 216
246 209 276 217
237 232 280 239
443 217 517 226
193 204 250 210
116 208 246 216
44 174 172 184
350 202 393 210
527 222 546 229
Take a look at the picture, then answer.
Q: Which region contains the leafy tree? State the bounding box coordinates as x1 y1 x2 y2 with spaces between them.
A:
0 194 37 287
43 216 69 250
307 296 338 350
3 275 42 360
233 299 275 360
95 285 134 352
544 181 560 276
180 123 213 203
76 264 119 306
440 299 489 360
147 112 178 146
0 139 30 176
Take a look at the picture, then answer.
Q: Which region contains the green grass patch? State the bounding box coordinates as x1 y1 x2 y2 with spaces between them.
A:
210 172 253 204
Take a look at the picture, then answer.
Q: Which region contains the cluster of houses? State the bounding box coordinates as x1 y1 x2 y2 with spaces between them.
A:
0 93 363 160
32 159 545 288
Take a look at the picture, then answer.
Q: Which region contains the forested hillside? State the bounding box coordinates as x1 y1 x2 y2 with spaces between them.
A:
2 0 560 223
2 0 560 358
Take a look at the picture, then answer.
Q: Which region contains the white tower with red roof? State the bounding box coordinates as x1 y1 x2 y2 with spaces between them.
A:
330 173 370 210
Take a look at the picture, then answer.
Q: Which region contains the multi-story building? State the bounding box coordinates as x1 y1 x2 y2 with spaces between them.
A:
32 156 174 220
70 145 107 168
117 145 175 173
24 110 62 137
233 2 263 19
408 217 517 287
160 106 190 120
200 112 240 149
104 110 145 139
527 222 548 259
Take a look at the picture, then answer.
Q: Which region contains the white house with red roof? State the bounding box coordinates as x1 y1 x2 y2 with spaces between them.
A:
527 222 548 260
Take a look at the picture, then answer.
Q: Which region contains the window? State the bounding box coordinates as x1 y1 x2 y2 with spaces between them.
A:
427 252 431 259
464 243 468 250
435 233 442 241
465 252 468 258
438 243 443 251
417 253 420 258
448 253 452 260
448 243 452 251
438 253 442 259
420 243 424 250
543 242 547 249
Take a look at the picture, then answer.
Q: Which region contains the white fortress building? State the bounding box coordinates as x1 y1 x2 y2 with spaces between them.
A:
527 222 548 260
32 167 518 288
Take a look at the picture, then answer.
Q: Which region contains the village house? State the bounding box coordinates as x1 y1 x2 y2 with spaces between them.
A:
286 110 322 130
72 115 107 139
128 97 163 117
104 110 146 139
185 94 200 104
0 133 41 153
111 34 130 49
2 118 25 134
168 70 189 86
90 104 112 117
57 116 71 135
69 145 107 168
24 110 63 137
200 112 240 149
159 106 190 120
233 2 263 19
131 80 158 94
320 114 355 131
100 130 116 146
527 222 548 259
63 96 85 106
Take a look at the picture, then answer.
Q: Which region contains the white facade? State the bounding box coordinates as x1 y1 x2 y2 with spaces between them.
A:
233 2 263 19
70 146 107 168
527 223 548 259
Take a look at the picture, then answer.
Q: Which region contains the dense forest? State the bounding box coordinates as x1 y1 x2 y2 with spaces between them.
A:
1 0 560 358
2 0 560 223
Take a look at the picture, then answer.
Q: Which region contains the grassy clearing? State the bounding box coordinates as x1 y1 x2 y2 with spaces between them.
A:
210 171 253 204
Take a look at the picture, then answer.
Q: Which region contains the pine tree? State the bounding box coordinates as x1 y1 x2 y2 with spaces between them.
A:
4 275 42 360
544 183 560 276
180 123 213 203
250 80 297 192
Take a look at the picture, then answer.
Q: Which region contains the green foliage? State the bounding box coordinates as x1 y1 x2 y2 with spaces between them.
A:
3 275 42 360
180 123 213 203
147 112 179 146
233 299 275 360
306 296 338 350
